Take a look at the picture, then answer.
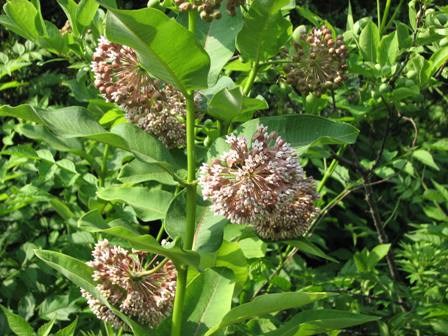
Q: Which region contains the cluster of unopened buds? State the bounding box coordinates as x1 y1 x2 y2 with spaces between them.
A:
174 0 244 21
285 25 348 96
81 240 176 329
199 125 319 240
91 37 186 148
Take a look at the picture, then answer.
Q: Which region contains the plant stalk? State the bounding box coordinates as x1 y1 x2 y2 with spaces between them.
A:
171 93 197 336
171 7 197 333
243 61 259 96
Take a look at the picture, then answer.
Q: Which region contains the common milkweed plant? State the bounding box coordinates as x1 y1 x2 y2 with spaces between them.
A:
0 0 392 335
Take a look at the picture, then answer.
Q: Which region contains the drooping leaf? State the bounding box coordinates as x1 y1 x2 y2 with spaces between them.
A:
236 0 291 62
207 115 359 160
97 186 173 221
286 239 338 263
104 6 210 92
205 292 333 335
262 309 380 336
89 226 201 268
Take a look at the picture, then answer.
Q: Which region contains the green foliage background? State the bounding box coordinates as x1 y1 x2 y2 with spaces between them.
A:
0 0 447 335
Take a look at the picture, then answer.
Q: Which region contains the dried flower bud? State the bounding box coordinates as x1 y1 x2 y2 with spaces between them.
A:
285 25 348 96
175 0 244 21
91 37 186 148
81 240 177 329
59 20 71 35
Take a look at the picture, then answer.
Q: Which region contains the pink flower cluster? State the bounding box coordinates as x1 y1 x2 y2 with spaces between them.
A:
81 240 176 329
91 37 186 148
199 125 319 240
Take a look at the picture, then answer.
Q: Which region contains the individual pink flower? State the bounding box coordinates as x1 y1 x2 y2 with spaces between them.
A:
81 240 176 329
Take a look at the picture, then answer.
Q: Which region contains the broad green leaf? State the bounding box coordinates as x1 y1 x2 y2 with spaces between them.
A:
54 318 78 336
105 7 210 92
110 123 181 172
184 268 235 336
118 159 177 186
207 115 359 160
165 191 227 252
296 6 323 26
367 244 391 268
359 20 380 63
0 305 35 336
207 87 268 122
92 226 201 268
1 0 43 41
34 250 150 335
236 0 291 62
97 186 173 221
193 206 228 252
286 239 338 263
203 2 244 85
413 149 440 171
238 237 266 259
76 0 99 28
407 55 431 87
215 241 248 287
264 309 380 336
428 45 448 77
34 250 96 293
56 0 80 35
379 31 399 66
37 320 55 336
17 124 82 153
205 292 333 336
0 104 41 123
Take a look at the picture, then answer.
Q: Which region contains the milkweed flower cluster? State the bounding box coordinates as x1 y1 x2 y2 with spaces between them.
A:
174 0 245 21
91 37 186 148
285 25 348 96
199 125 318 240
81 240 176 329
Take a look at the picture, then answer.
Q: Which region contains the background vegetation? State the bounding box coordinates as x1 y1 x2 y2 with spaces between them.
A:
0 0 447 335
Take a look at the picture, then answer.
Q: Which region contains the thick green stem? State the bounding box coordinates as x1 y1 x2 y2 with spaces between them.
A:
171 93 197 336
171 266 187 336
243 61 259 96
